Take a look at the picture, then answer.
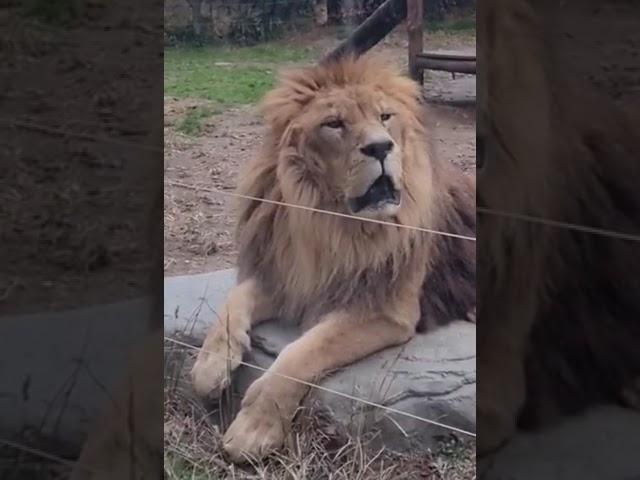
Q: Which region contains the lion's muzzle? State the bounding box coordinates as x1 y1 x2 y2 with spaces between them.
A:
348 174 400 214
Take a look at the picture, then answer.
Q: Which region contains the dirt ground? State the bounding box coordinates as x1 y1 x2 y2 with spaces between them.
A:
164 30 477 276
1 3 162 315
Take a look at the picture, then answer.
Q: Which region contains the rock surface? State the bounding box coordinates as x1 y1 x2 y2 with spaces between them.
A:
479 406 640 480
164 269 477 452
0 298 153 453
166 269 640 478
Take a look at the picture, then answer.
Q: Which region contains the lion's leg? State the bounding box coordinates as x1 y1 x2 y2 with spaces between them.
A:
477 302 534 456
477 339 527 455
191 278 272 401
621 377 640 411
222 312 415 463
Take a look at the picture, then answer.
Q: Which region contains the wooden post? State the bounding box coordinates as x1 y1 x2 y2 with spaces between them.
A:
407 0 424 84
322 0 407 64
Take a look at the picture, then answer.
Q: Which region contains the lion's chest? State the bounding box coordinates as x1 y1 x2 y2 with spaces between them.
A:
266 258 398 327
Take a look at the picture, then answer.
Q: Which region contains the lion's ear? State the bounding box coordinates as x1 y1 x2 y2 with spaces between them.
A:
262 94 296 135
261 67 318 134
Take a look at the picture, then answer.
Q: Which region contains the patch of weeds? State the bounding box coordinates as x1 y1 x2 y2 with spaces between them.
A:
164 453 214 480
214 43 315 63
165 64 275 105
176 106 220 136
164 43 315 105
422 14 476 49
437 434 473 460
426 14 476 35
431 434 476 479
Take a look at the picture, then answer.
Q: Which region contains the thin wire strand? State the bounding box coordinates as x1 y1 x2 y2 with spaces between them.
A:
5 111 472 240
477 206 640 243
0 117 161 153
6 116 639 244
0 438 77 469
164 336 476 438
166 180 477 242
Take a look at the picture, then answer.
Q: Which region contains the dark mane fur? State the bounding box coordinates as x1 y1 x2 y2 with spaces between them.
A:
233 56 476 333
419 166 476 332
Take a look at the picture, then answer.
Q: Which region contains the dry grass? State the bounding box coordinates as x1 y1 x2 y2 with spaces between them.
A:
163 341 475 480
0 122 154 314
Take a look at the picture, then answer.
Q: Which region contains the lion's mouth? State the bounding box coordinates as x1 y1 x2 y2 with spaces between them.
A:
349 175 400 213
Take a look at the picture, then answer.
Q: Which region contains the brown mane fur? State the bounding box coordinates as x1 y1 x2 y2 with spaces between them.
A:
478 0 640 447
233 55 476 331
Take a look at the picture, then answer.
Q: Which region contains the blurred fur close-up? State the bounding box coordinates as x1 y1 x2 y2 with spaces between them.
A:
477 0 640 470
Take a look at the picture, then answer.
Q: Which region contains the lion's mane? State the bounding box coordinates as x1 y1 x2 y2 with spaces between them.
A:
232 56 475 331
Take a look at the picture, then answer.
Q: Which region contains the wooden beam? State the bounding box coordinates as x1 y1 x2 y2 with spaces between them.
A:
414 56 476 74
421 51 476 61
322 0 407 64
407 0 424 83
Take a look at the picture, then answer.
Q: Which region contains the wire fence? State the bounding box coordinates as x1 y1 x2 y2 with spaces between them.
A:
167 180 476 241
1 1 629 473
165 336 476 437
0 438 87 473
3 84 640 469
4 115 635 244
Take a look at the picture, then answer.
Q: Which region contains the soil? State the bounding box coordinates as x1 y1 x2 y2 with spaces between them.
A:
0 2 162 315
164 30 477 276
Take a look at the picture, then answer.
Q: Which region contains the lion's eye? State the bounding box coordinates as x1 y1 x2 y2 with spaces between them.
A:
323 119 344 129
380 113 393 122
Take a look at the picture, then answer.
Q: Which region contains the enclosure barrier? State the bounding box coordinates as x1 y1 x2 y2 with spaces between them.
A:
324 0 477 83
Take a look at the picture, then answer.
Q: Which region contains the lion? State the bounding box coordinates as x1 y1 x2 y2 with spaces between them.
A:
190 55 476 462
477 0 640 456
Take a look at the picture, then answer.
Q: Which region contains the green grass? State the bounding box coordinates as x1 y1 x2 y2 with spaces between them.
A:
165 454 212 480
426 15 476 34
176 106 220 136
164 44 315 105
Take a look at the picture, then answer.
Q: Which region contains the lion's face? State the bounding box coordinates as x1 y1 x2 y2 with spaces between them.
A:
293 86 407 218
261 57 425 222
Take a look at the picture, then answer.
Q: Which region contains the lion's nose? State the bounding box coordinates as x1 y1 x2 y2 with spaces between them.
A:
360 141 393 162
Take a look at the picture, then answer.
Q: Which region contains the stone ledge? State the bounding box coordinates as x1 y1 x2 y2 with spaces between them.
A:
165 269 476 452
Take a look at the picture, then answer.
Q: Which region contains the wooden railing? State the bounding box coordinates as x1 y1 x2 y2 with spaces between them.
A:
324 0 476 83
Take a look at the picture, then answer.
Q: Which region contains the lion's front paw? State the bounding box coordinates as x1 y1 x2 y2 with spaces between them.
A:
477 404 515 456
222 378 295 463
477 370 523 455
190 330 249 401
222 405 286 463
